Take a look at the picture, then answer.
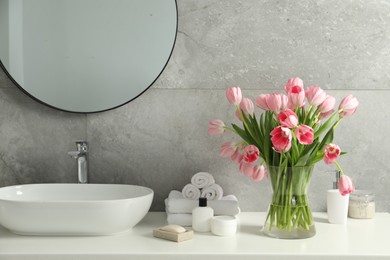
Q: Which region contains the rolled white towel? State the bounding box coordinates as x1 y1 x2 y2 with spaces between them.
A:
165 190 240 216
191 172 215 189
166 213 192 226
181 184 201 200
201 183 223 201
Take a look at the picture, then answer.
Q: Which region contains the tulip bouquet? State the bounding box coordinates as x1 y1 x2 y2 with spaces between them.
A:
208 77 358 236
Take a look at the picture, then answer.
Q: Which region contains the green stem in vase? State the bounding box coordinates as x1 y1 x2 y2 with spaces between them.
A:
265 165 314 233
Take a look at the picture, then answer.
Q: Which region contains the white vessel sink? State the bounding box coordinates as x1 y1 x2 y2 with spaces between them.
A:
0 183 153 236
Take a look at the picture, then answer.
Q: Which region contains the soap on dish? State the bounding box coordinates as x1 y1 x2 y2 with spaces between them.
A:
153 225 193 242
160 224 186 233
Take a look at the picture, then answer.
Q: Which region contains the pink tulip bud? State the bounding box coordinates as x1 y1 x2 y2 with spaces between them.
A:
267 93 285 113
243 145 260 163
230 142 245 164
294 124 314 145
239 161 255 177
251 164 267 182
277 109 298 128
255 94 270 110
234 109 242 121
240 98 254 116
305 85 327 107
319 109 335 120
255 93 288 112
323 143 341 165
279 94 289 111
287 91 305 109
319 95 336 113
220 141 237 157
339 95 359 117
284 77 304 94
270 126 292 153
338 175 355 196
208 119 226 136
226 87 242 106
236 97 255 121
285 77 305 109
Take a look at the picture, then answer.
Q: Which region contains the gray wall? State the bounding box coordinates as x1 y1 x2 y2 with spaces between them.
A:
0 0 389 212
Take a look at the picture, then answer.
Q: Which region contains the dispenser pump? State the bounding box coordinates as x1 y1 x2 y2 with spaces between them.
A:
199 197 207 207
333 170 341 189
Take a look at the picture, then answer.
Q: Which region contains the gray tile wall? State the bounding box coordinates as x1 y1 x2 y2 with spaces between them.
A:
0 0 389 212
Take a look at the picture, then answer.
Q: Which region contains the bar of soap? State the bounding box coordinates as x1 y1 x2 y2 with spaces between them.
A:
153 225 193 242
160 225 186 234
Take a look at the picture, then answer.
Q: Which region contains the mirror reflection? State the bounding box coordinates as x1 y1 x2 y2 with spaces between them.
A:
0 0 177 113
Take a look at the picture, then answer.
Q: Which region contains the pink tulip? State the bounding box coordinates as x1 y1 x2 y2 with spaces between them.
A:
285 78 305 109
226 87 242 106
339 95 359 117
318 95 336 119
284 77 304 93
323 143 341 165
267 93 283 112
270 126 292 153
294 125 314 145
220 141 237 157
243 145 260 163
319 95 336 113
239 161 255 177
305 85 327 107
240 98 254 116
231 143 245 163
235 109 242 121
269 94 289 113
277 109 298 128
236 98 254 121
284 78 306 110
319 109 334 120
231 150 244 163
288 91 305 109
255 93 288 112
338 175 355 196
251 165 267 182
279 94 289 111
255 94 270 110
208 119 226 135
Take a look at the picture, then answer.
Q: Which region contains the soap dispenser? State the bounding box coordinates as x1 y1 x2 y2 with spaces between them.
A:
192 197 214 232
327 170 349 224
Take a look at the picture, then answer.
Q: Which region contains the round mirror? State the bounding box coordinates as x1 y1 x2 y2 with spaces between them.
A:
0 0 177 113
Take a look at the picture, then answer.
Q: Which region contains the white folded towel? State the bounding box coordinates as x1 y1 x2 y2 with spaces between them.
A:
201 183 223 200
191 172 215 189
165 190 240 216
181 183 201 200
166 213 192 226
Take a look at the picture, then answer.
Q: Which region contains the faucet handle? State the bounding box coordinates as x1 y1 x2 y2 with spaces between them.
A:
75 141 88 153
67 151 80 158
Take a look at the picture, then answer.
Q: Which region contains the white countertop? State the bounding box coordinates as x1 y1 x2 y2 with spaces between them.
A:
0 212 389 260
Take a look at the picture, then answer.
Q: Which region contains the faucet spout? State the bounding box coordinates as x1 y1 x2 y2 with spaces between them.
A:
68 141 88 184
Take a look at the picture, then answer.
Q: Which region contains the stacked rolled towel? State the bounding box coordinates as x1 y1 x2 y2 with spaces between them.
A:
165 190 240 226
181 184 201 200
191 172 215 189
167 172 239 226
182 172 223 200
201 183 224 201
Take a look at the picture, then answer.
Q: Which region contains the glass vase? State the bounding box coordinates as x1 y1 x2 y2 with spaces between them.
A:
263 165 316 239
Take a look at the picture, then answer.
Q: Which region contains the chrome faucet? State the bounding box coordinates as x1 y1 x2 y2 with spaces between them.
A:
68 141 88 184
